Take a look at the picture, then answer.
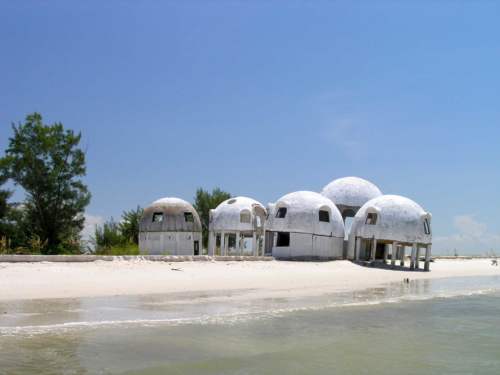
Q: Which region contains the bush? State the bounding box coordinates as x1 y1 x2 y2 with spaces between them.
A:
94 243 140 256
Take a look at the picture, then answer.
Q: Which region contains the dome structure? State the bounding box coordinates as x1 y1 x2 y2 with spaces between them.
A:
210 196 266 232
139 197 202 255
348 195 431 245
266 191 345 259
208 196 267 256
321 177 383 218
346 195 432 270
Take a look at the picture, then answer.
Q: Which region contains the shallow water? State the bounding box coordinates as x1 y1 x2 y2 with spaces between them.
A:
1 276 500 374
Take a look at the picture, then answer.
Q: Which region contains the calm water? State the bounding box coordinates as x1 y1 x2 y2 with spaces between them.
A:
1 276 500 374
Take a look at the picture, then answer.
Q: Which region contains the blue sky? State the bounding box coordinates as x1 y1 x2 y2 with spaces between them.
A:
1 1 499 254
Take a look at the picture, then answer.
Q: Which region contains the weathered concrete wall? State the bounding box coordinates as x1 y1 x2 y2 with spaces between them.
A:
0 255 274 263
271 233 344 259
139 231 202 255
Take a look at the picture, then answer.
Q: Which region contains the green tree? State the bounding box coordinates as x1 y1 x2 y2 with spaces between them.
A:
92 218 124 250
193 187 231 249
91 206 143 255
119 206 143 245
0 113 91 254
0 171 11 231
0 169 13 250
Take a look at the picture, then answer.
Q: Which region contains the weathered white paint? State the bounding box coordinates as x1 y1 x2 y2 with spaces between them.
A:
208 196 267 256
267 191 345 259
321 176 383 211
139 197 202 255
347 195 432 259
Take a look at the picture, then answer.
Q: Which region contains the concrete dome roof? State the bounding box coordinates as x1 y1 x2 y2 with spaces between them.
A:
152 197 193 206
140 197 202 233
210 196 266 231
349 195 432 244
268 191 344 237
321 177 382 209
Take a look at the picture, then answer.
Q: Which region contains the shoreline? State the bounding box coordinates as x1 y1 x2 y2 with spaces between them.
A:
0 254 495 263
1 258 499 302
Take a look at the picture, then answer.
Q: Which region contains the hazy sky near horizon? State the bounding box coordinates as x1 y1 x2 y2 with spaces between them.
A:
1 1 500 254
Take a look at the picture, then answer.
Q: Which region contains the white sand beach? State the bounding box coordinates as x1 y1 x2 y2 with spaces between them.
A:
1 259 498 302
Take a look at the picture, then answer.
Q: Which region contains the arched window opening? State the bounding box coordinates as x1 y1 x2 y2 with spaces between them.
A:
365 213 378 225
424 218 431 235
240 210 251 223
255 216 262 227
276 207 287 218
184 212 194 223
152 212 163 223
319 210 330 222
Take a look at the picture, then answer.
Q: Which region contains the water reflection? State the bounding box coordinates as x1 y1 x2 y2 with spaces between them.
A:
0 276 500 375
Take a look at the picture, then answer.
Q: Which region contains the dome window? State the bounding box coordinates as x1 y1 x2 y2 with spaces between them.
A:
152 212 163 223
276 207 287 218
240 210 251 223
184 212 194 223
424 218 431 235
365 213 378 225
227 199 237 204
319 210 330 223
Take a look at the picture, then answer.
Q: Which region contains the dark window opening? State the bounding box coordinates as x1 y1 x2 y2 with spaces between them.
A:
319 210 330 222
276 207 287 218
276 232 290 247
424 218 431 235
227 233 236 249
365 213 378 225
194 241 199 256
152 212 163 223
184 212 194 223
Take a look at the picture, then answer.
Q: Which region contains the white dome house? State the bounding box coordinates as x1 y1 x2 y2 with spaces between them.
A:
208 196 267 256
321 177 383 219
266 191 345 260
139 197 202 255
347 195 433 270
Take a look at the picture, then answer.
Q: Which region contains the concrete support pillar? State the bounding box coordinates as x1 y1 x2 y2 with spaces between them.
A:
424 244 432 271
391 242 397 267
261 224 266 256
383 244 389 264
355 237 361 261
220 231 226 256
208 231 214 256
252 232 257 256
400 245 405 267
410 243 417 269
371 237 377 261
415 246 420 269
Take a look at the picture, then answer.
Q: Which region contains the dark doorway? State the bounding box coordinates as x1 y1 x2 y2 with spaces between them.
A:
376 243 385 259
194 241 199 256
276 232 290 247
265 232 274 255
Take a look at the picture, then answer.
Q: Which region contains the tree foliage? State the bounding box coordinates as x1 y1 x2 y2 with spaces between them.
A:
0 113 91 254
0 169 14 250
119 206 143 245
91 206 143 255
93 219 123 250
0 169 11 231
193 187 231 248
